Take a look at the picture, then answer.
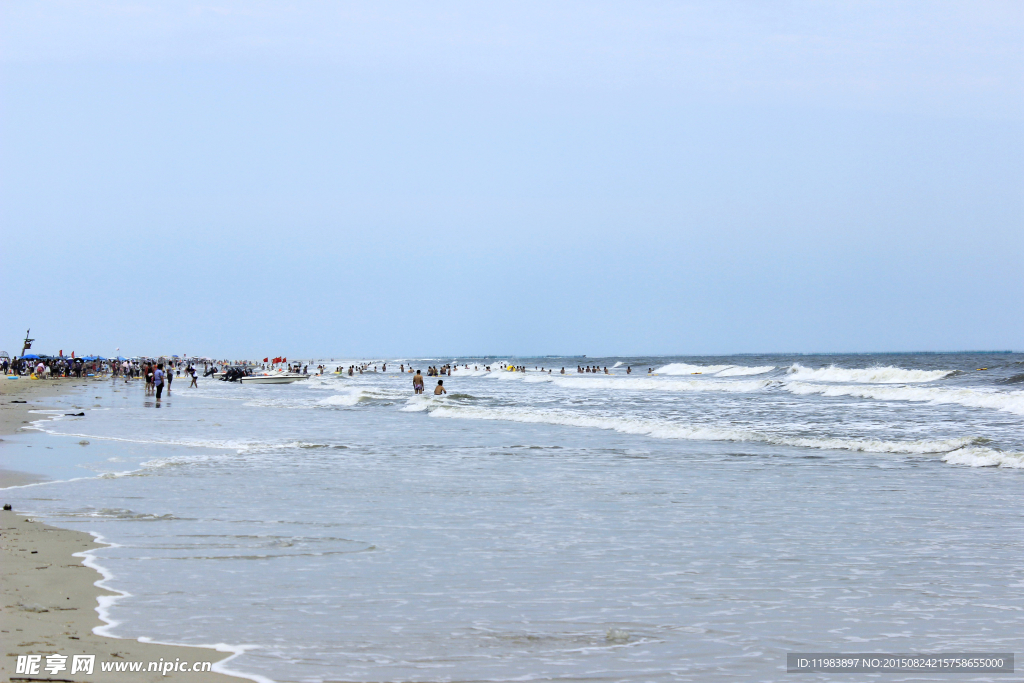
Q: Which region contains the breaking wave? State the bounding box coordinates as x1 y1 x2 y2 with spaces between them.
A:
782 381 1024 416
942 447 1024 468
786 364 952 383
657 363 775 377
715 365 776 377
317 390 376 407
427 405 980 456
549 377 773 393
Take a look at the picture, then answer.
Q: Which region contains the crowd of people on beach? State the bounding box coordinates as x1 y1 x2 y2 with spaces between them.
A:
1 356 106 378
1 354 245 386
4 352 654 403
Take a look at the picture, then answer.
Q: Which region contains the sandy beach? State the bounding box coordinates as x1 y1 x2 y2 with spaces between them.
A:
0 377 82 435
1 379 247 682
0 509 242 682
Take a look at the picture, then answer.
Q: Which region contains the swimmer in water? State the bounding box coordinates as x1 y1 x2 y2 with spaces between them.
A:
413 370 425 394
434 379 446 395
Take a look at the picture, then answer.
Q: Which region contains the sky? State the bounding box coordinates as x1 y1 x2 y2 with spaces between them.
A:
1 1 1021 358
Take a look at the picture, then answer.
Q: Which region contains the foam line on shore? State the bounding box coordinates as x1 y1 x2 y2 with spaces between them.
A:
2 475 107 490
74 532 273 682
74 532 129 638
137 639 276 683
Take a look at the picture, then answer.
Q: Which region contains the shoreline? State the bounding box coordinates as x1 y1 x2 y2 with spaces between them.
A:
1 375 92 433
1 376 96 488
2 381 266 682
0 509 256 682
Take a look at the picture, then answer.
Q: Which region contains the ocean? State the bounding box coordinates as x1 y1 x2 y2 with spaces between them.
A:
3 353 1023 682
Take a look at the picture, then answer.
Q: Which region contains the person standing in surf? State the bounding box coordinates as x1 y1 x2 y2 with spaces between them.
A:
413 369 425 394
154 363 165 401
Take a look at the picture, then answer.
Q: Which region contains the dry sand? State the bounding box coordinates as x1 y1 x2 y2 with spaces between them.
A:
1 379 254 681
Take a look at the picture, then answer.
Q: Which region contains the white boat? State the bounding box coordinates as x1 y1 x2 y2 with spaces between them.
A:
240 373 310 385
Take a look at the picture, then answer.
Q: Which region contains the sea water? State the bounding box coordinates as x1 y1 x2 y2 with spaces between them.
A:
2 353 1023 682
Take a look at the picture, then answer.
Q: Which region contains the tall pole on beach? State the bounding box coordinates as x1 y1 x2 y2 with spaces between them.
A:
20 329 33 358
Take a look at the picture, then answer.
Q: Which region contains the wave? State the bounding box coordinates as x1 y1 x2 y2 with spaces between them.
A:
714 365 776 377
657 363 734 375
508 374 772 392
25 426 355 457
657 363 775 377
942 446 1024 468
317 390 376 407
782 381 1024 416
427 405 980 456
400 395 445 412
549 377 773 393
786 364 952 383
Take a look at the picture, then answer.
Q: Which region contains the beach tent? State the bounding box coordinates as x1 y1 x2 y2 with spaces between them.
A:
0 351 9 359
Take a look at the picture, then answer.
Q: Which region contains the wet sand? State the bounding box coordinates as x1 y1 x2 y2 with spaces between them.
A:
0 509 245 682
1 380 253 681
0 377 84 436
1 377 111 487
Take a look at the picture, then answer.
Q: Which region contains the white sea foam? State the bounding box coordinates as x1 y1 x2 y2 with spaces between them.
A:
400 395 443 412
941 446 1024 468
24 426 354 457
76 535 274 683
786 364 951 383
427 405 979 455
612 361 623 368
318 390 372 407
783 381 1024 416
452 368 491 377
657 363 733 375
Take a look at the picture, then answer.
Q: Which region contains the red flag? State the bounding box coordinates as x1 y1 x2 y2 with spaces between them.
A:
71 351 75 359
263 357 268 363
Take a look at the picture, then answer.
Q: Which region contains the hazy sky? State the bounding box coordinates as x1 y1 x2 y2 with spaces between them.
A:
2 1 1021 358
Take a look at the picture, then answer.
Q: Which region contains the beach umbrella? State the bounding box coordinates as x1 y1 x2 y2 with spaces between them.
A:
0 351 9 359
22 353 40 360
115 356 126 361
